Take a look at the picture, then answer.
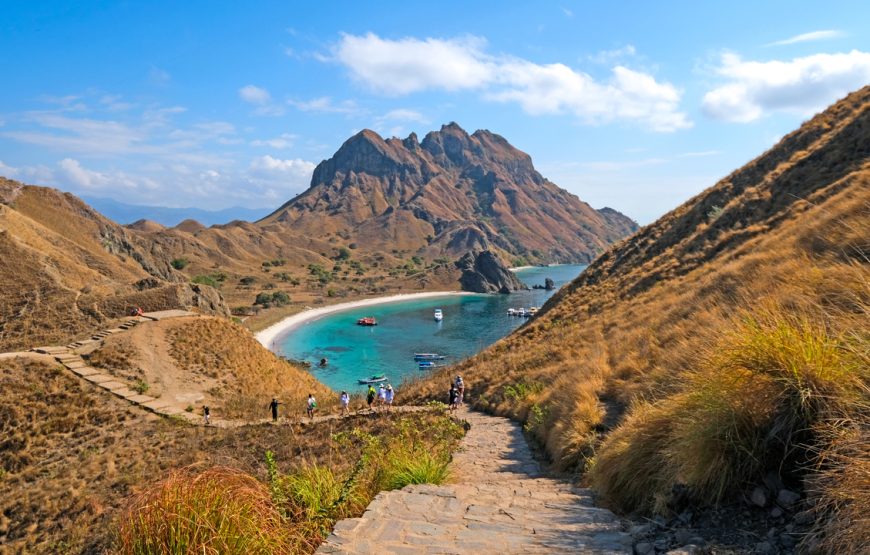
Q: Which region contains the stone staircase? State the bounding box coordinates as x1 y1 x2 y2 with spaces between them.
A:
317 408 633 554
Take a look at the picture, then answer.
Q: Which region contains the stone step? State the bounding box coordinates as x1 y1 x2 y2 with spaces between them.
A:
34 346 68 355
69 366 100 377
98 380 128 392
84 374 115 384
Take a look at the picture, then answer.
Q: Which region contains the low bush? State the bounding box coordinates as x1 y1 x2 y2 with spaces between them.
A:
115 466 296 554
170 258 188 270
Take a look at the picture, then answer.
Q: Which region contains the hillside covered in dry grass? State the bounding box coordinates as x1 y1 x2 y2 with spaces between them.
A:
0 357 461 553
0 179 228 351
407 87 870 552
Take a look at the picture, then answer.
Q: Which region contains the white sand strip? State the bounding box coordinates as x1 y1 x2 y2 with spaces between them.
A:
255 291 473 349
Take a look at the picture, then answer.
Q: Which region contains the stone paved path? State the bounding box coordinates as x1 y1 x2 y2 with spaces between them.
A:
317 407 632 554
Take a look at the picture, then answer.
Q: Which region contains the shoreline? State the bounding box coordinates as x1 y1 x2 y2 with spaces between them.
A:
255 291 474 349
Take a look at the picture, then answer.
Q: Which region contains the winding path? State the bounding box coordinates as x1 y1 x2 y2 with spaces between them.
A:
9 312 633 552
317 407 632 554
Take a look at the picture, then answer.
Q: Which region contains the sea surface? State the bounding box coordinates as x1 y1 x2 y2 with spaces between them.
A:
277 264 586 392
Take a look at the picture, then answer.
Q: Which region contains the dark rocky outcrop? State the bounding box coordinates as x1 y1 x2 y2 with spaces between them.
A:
456 250 527 294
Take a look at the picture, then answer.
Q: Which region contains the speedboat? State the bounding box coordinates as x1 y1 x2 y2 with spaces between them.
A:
507 308 517 316
358 374 387 384
356 317 378 326
418 361 437 370
434 308 443 321
414 353 445 361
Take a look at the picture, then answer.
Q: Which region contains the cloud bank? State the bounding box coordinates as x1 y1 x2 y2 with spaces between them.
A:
703 50 870 122
331 33 691 132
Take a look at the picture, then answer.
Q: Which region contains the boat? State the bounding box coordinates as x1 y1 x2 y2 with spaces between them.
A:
507 308 517 316
418 361 437 369
433 308 443 321
414 353 445 361
356 316 378 326
528 307 539 316
357 374 387 384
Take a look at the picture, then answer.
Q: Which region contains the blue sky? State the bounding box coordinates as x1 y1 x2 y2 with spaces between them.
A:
1 1 869 223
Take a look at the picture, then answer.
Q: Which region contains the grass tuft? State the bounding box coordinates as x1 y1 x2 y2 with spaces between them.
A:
115 466 296 554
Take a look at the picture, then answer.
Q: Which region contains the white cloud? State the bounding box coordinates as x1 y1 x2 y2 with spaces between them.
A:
247 156 316 197
249 155 315 181
333 33 495 95
0 160 19 176
379 109 429 123
587 44 636 64
287 96 359 114
329 33 690 132
678 150 721 158
702 50 870 122
239 85 271 105
239 85 285 116
767 30 845 47
561 7 574 18
251 133 298 149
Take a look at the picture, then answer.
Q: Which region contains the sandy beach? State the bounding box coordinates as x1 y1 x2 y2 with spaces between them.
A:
255 291 473 349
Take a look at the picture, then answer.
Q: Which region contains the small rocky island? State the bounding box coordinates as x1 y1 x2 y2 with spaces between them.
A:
456 250 528 293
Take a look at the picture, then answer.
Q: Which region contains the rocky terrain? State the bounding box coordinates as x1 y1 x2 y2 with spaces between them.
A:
263 123 637 265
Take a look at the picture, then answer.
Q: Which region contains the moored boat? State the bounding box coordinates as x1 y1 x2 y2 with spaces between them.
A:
357 374 387 384
434 308 443 321
356 316 378 326
418 361 437 369
414 353 445 360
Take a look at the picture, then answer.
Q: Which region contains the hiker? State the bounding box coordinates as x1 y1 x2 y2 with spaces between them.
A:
448 383 458 411
366 385 377 411
384 384 395 411
203 405 210 425
378 384 387 409
269 398 282 421
455 375 465 404
130 305 144 317
339 391 350 416
307 394 317 419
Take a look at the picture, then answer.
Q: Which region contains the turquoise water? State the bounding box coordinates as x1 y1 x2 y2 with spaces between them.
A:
277 264 586 392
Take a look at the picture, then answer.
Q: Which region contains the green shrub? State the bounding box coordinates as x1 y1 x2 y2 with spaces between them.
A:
133 379 149 395
170 258 189 270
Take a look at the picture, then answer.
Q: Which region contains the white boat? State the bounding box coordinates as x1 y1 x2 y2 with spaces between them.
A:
434 308 443 321
528 307 539 316
507 308 517 316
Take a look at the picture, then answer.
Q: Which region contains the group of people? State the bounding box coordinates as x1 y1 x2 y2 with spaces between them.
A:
365 383 396 412
207 377 465 425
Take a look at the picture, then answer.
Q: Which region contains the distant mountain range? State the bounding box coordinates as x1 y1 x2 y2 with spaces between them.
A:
80 196 271 227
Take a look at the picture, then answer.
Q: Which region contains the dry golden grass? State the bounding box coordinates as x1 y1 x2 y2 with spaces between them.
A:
166 317 335 417
403 86 870 549
0 357 458 553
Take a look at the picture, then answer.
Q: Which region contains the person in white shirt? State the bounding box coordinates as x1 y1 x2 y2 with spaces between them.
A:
378 384 387 409
384 384 395 410
339 391 350 416
307 394 317 419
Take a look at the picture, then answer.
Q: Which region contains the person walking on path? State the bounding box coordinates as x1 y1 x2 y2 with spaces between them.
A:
366 385 377 411
448 383 458 412
378 384 387 409
269 398 282 422
455 375 465 404
307 394 317 419
339 391 350 416
203 405 211 425
384 384 395 411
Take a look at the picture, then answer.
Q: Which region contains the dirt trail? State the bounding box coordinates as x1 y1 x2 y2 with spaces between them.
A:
318 407 632 554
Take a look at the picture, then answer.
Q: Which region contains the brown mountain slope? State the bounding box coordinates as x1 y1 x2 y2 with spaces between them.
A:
0 178 228 351
261 123 638 264
407 88 870 550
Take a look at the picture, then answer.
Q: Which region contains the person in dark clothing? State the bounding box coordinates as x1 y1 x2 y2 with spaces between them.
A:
366 385 377 411
448 383 458 411
269 398 282 421
203 405 210 425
